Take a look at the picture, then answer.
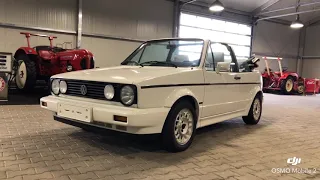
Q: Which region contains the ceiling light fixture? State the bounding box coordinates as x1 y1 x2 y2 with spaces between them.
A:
290 15 304 29
209 0 225 12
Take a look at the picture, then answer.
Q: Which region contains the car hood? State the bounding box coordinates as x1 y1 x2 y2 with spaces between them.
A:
52 66 196 84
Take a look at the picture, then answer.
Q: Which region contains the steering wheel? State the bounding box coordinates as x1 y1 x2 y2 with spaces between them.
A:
282 67 288 72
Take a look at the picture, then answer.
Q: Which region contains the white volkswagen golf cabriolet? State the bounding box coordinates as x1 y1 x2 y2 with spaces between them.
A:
40 38 263 152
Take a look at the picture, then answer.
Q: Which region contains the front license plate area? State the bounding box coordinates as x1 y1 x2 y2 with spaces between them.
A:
58 103 92 123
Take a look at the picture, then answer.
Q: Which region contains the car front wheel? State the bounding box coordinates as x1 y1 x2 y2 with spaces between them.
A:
242 95 262 125
162 101 196 152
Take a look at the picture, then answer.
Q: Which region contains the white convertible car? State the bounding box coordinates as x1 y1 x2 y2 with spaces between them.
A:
40 38 263 152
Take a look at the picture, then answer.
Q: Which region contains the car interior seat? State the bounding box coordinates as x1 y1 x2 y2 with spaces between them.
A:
173 55 189 62
213 52 225 69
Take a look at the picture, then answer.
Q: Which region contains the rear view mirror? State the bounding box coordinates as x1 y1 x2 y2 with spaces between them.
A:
216 62 231 74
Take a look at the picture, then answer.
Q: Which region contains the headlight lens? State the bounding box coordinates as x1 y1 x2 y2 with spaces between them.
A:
59 81 67 94
67 65 73 72
51 79 60 95
104 85 115 100
120 85 135 106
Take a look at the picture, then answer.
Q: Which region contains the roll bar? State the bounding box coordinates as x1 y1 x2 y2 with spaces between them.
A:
263 57 283 77
20 32 57 48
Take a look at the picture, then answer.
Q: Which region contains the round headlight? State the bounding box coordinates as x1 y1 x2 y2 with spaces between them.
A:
59 81 67 94
120 85 135 106
51 79 60 95
104 85 115 100
67 65 73 72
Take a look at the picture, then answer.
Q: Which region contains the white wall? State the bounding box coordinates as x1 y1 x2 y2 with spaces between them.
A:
302 25 320 78
252 21 300 73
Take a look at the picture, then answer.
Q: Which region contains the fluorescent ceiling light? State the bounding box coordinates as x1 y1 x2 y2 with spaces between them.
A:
290 20 304 28
209 0 225 12
290 15 304 29
264 56 283 60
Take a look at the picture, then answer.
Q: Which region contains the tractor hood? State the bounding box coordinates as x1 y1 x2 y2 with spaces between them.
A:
56 49 93 61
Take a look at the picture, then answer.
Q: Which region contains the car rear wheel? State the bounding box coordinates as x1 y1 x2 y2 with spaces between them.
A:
162 100 196 152
15 54 37 92
242 95 262 125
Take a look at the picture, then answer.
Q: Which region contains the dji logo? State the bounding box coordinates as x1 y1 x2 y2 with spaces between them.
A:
287 157 301 166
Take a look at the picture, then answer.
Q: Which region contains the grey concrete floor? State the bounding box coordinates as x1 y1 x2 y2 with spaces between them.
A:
0 93 320 180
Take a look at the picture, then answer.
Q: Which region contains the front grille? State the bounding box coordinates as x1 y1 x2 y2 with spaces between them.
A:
63 79 137 104
65 80 104 100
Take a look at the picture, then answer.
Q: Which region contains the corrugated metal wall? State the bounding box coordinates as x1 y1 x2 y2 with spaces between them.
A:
0 0 77 30
302 25 320 78
82 0 173 67
83 0 173 39
252 21 299 73
0 0 174 68
0 0 77 54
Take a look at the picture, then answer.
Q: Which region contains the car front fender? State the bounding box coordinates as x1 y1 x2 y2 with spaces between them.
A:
164 88 200 108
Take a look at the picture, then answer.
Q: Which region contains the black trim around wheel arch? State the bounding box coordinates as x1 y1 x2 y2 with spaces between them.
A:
141 83 261 89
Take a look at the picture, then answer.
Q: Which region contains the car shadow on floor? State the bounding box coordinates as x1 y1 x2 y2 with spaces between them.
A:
65 118 269 163
0 117 270 169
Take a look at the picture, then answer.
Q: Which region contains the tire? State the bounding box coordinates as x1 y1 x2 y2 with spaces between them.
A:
15 54 37 92
297 84 305 95
280 76 294 95
242 95 262 125
90 58 95 69
162 100 196 152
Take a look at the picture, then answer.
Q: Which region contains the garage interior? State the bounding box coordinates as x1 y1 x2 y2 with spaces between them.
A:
0 0 320 180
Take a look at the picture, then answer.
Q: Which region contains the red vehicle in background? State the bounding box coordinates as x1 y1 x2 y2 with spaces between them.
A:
261 57 320 95
304 78 320 94
261 57 305 95
13 32 95 92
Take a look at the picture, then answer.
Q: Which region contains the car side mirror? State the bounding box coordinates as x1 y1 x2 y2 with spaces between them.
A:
216 62 231 74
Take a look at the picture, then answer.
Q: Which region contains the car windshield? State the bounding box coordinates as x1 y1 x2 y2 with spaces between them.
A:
121 39 204 67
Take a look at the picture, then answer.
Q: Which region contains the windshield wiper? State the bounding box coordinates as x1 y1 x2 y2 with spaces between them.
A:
140 61 177 68
127 61 144 67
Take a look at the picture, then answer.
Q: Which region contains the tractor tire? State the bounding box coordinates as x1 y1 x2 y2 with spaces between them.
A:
297 84 305 95
90 58 95 69
242 94 262 125
15 54 37 92
280 76 294 95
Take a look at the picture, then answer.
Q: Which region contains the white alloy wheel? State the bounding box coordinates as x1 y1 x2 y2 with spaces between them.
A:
253 98 261 121
174 108 194 146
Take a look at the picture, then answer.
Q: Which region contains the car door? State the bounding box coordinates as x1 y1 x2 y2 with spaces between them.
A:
201 42 236 118
210 42 244 113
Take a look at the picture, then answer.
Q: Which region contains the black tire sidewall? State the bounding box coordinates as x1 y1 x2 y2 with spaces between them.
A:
243 95 262 125
162 101 197 152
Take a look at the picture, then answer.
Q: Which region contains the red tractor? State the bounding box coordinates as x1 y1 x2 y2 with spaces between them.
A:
261 57 305 95
13 32 95 92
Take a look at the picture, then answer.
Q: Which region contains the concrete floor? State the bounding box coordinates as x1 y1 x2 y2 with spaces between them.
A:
0 93 320 180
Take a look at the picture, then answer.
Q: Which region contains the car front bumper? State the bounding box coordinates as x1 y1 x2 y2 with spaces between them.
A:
40 95 170 134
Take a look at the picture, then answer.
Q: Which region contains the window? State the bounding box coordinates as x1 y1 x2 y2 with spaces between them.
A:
205 45 214 71
122 40 204 67
179 13 252 64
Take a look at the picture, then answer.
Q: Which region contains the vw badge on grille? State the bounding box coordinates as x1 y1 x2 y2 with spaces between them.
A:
80 85 87 95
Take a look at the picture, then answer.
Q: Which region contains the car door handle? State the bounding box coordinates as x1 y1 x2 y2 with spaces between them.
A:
234 76 241 80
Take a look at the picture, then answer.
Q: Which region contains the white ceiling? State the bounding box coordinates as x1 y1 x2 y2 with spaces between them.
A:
194 0 320 23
